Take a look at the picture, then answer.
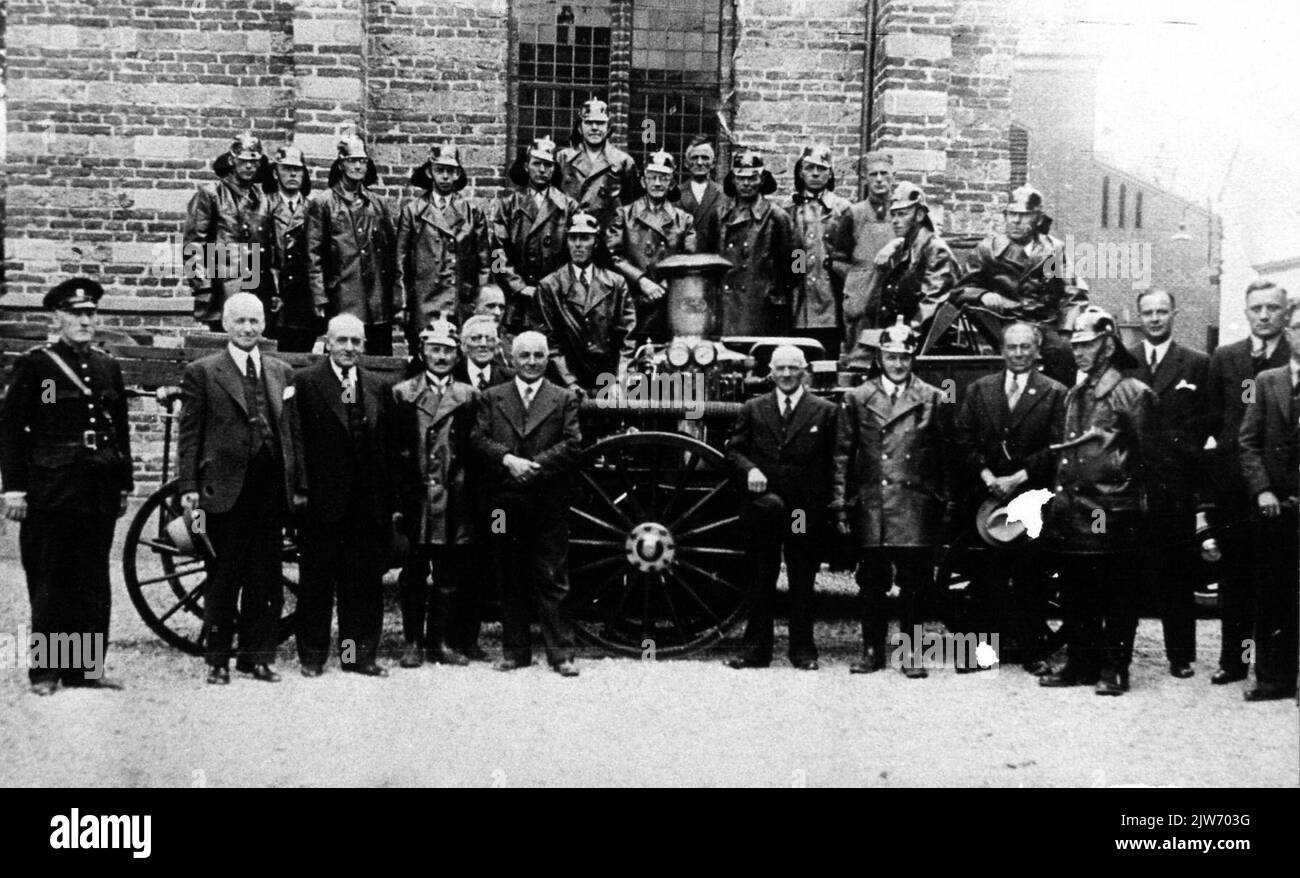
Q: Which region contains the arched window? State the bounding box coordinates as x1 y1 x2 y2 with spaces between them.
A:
1101 177 1109 228
1118 183 1127 228
1134 191 1143 229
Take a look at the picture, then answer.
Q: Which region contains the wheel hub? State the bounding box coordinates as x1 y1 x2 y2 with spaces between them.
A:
626 522 676 572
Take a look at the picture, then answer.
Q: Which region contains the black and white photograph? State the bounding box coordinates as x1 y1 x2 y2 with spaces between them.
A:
0 0 1296 837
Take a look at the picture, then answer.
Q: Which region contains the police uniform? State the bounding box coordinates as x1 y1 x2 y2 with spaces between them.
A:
0 279 133 692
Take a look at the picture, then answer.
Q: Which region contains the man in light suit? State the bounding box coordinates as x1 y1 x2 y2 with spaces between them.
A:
1236 303 1300 701
178 293 295 684
1125 288 1210 678
288 314 397 677
1205 280 1291 684
725 345 839 670
953 322 1067 673
472 331 583 676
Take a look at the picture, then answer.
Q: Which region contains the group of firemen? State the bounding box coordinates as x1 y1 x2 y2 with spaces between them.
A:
2 97 1295 700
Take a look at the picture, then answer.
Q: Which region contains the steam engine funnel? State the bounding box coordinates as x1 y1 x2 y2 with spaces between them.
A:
654 253 733 339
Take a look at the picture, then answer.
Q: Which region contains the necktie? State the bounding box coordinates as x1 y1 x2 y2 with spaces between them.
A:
243 355 266 452
890 385 900 407
533 190 545 211
1149 347 1158 371
245 354 258 382
521 383 535 410
477 371 488 391
783 395 794 423
1006 376 1022 411
1252 345 1269 375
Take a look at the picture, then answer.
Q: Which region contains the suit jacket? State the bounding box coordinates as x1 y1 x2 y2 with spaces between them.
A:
530 263 637 390
1206 335 1291 516
832 376 954 547
396 191 492 329
472 378 582 510
953 368 1067 500
489 185 580 326
0 341 133 515
726 389 839 533
392 374 479 545
784 190 853 331
177 348 296 514
717 197 797 336
267 192 320 337
1125 340 1210 509
286 359 396 525
556 143 638 228
678 180 725 251
306 184 399 325
182 176 277 322
606 196 698 340
1239 364 1299 503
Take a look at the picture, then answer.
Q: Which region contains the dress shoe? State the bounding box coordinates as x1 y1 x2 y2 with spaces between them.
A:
1243 686 1294 702
343 662 388 678
1022 659 1054 677
955 664 989 675
849 659 882 674
1169 663 1194 679
239 663 281 683
427 644 470 666
1095 668 1129 696
30 679 59 696
902 665 929 679
1038 665 1098 687
1211 668 1247 685
399 644 424 668
62 677 124 690
300 664 324 678
725 655 770 670
494 657 531 672
552 660 580 677
461 643 490 662
206 666 230 686
791 657 819 671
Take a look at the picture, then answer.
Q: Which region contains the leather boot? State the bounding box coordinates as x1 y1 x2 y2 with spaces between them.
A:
426 588 469 666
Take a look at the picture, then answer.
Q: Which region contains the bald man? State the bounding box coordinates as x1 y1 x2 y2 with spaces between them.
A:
179 293 297 684
724 345 839 669
287 314 398 677
472 331 583 676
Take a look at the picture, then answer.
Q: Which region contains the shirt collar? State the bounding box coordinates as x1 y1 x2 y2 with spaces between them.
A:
331 358 357 385
424 371 449 391
227 343 261 375
881 375 907 397
1143 337 1172 361
1005 369 1028 390
778 385 804 410
690 179 709 198
468 362 490 383
515 375 542 398
1252 334 1280 358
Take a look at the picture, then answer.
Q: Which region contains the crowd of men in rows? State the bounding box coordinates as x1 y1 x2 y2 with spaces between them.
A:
1 98 1295 700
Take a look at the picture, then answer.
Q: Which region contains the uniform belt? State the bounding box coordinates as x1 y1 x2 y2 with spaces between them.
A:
45 431 115 450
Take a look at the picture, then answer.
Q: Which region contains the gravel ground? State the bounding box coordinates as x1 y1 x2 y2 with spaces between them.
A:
1 512 1296 788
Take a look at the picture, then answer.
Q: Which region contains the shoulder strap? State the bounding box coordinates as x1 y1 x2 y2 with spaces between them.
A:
41 348 93 396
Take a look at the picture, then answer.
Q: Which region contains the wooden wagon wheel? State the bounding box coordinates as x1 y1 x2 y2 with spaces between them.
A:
122 479 299 655
566 430 749 658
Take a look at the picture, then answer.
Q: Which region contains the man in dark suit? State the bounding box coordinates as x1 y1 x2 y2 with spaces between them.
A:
287 314 396 677
1125 288 1210 678
446 314 515 659
472 331 583 676
178 292 296 684
725 345 839 670
677 136 725 252
953 321 1066 673
1205 280 1292 684
1 279 133 695
1237 303 1300 701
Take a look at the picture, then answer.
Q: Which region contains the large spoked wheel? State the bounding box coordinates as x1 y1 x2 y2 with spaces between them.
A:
122 479 300 655
566 431 749 658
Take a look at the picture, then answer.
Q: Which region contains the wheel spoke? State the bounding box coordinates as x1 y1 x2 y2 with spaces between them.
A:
669 477 730 531
570 538 626 550
675 557 745 595
658 571 689 646
664 569 725 632
138 537 185 556
675 514 741 543
571 506 630 540
569 554 627 579
136 562 206 587
579 470 634 529
677 545 746 557
660 450 701 521
614 450 650 522
157 582 206 625
647 443 663 516
640 570 653 647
